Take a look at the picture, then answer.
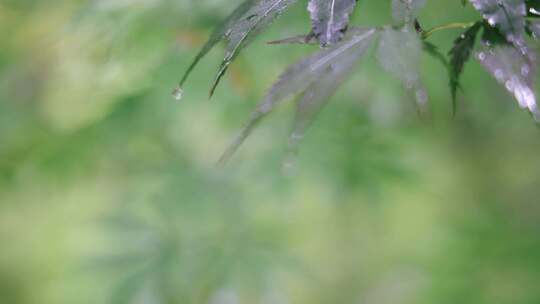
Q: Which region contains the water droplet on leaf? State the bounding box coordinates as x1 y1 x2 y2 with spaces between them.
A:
478 52 486 61
172 86 184 101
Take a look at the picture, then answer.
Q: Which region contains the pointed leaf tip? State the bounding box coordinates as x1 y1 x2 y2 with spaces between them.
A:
179 0 297 95
219 28 377 163
448 22 482 115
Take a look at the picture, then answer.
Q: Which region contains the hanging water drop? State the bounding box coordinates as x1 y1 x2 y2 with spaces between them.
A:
172 86 184 101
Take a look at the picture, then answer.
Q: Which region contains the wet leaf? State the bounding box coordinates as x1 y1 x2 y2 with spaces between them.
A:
286 32 369 162
177 0 256 88
377 26 429 114
448 22 482 114
218 28 377 165
469 0 527 45
392 0 426 24
308 0 358 46
178 0 297 97
476 29 540 120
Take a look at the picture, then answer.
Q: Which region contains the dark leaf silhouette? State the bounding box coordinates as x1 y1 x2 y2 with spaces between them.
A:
177 0 255 88
308 0 358 46
218 28 377 165
448 22 482 114
377 26 429 114
177 0 297 97
171 0 540 165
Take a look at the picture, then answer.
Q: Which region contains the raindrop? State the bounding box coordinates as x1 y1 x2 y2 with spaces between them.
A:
172 86 184 101
478 52 486 61
494 69 504 81
521 65 530 77
505 80 514 91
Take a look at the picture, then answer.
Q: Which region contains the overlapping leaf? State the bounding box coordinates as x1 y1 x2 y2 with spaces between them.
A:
448 22 482 113
177 0 297 96
285 31 369 161
377 27 429 114
469 0 527 45
218 28 377 164
308 0 358 46
476 29 540 120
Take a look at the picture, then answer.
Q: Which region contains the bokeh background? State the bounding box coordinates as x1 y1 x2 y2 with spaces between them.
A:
2 1 540 303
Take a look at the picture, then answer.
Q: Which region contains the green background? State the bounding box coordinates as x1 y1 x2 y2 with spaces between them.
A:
1 1 540 303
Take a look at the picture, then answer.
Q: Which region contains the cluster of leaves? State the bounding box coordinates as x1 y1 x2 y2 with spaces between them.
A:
177 0 540 164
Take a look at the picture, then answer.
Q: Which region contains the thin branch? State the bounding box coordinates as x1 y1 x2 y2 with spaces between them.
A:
422 22 477 39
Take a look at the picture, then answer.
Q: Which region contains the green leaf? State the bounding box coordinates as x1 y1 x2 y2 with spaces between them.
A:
177 0 297 97
218 28 377 165
448 22 482 115
476 26 540 120
177 0 256 88
377 26 429 114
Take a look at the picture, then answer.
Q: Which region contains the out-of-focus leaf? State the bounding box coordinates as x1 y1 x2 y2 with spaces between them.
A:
392 0 426 24
286 31 370 163
476 28 540 120
469 0 527 45
307 0 358 46
448 22 482 114
377 26 429 114
218 28 377 165
177 0 297 97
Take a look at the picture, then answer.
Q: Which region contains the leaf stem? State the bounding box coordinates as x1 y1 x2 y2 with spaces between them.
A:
422 22 477 39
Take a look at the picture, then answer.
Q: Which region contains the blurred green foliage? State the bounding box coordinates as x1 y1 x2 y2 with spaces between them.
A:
1 1 540 303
